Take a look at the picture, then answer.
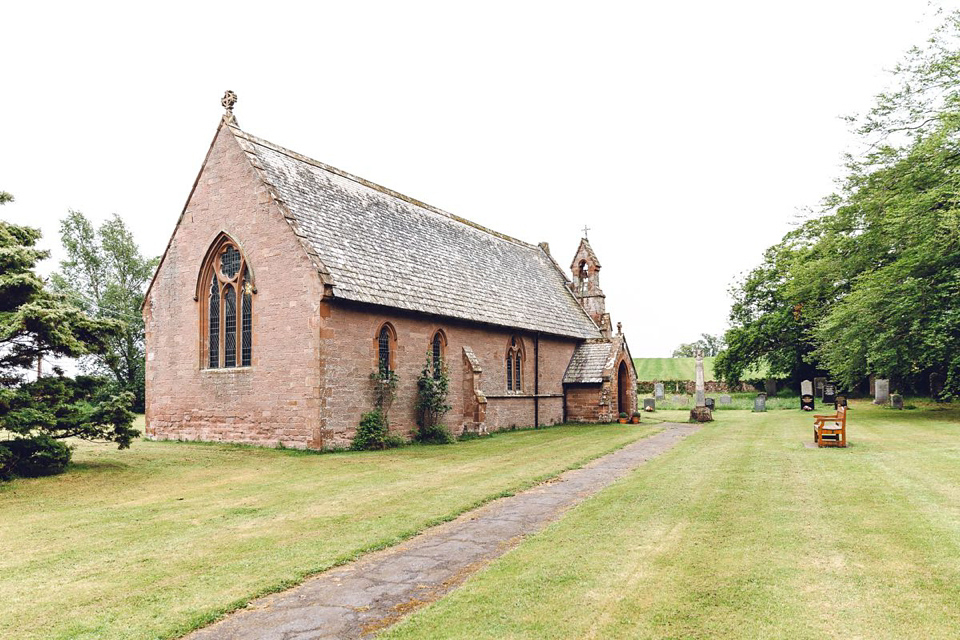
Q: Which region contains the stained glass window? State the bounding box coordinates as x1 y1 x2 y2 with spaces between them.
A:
506 337 522 392
221 246 241 278
208 274 220 368
203 237 254 370
432 332 443 379
241 269 252 367
223 285 237 368
378 326 391 374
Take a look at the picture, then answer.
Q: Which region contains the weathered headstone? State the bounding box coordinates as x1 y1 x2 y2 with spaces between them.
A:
823 382 837 405
835 394 847 409
705 397 715 410
814 377 826 396
671 394 683 405
718 395 732 405
801 379 813 396
801 394 815 411
930 372 944 398
754 393 767 412
643 398 656 412
874 378 890 405
891 393 904 410
654 382 665 400
764 378 777 395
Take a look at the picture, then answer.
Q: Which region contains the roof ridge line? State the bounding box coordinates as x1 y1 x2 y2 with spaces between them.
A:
228 126 537 250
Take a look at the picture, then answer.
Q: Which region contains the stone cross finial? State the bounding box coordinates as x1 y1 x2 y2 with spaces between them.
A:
582 225 590 239
222 90 238 123
617 321 622 335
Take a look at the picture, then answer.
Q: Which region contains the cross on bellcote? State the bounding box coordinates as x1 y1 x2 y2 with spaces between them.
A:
582 225 590 239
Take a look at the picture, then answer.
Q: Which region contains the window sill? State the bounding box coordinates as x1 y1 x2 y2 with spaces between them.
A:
200 366 253 373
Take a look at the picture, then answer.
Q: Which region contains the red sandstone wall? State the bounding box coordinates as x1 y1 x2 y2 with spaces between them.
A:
564 385 602 422
317 303 577 446
144 125 324 448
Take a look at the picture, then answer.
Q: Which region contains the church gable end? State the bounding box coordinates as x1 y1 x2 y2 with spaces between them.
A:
144 119 325 448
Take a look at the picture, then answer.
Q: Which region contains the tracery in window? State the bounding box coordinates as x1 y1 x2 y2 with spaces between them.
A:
199 234 254 369
506 336 524 392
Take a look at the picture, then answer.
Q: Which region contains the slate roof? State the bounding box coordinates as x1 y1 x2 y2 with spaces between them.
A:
563 340 617 384
230 126 602 340
563 335 637 384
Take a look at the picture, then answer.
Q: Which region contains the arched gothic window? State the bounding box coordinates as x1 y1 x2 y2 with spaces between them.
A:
200 235 254 369
506 336 524 393
431 330 446 379
376 323 397 375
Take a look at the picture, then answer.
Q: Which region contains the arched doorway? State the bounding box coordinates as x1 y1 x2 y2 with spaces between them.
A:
617 360 629 416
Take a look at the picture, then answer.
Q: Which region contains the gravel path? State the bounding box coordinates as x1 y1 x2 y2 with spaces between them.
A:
187 423 699 640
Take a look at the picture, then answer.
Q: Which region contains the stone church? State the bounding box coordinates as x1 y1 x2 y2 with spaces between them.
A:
143 94 637 449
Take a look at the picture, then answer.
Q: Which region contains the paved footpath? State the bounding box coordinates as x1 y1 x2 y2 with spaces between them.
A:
188 423 699 640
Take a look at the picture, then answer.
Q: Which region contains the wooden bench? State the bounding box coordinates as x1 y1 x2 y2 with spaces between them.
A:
813 406 847 448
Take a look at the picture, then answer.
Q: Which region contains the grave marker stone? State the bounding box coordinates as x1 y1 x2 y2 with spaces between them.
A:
643 398 656 411
891 394 903 410
694 352 706 408
754 393 767 412
671 394 682 404
814 377 826 396
835 394 847 409
801 379 813 396
654 383 665 400
930 372 944 398
764 378 777 395
823 382 837 405
801 394 815 411
718 395 732 405
874 378 890 405
705 397 715 410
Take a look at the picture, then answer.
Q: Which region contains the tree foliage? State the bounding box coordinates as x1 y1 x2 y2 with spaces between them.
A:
716 12 960 397
0 195 139 479
50 211 158 412
414 355 453 444
672 333 725 358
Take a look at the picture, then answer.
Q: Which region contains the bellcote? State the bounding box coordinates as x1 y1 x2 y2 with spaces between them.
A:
570 237 610 336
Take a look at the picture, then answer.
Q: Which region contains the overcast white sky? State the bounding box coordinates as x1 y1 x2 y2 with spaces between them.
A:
1 1 954 356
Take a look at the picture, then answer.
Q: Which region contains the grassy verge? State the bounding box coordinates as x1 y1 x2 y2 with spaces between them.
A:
383 401 960 639
644 391 801 411
0 422 657 640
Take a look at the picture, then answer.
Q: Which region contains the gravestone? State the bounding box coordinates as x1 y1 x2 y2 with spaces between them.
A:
814 377 826 396
822 382 837 405
718 395 732 405
754 393 767 412
801 394 815 411
764 378 777 395
874 378 890 405
705 397 715 410
694 352 706 408
835 394 848 409
671 394 682 404
930 372 944 398
891 394 903 410
654 383 665 400
643 398 656 411
801 379 813 396
689 350 713 422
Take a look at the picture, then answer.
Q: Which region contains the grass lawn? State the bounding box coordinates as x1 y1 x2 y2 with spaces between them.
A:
633 357 771 381
0 421 657 640
383 401 960 640
649 391 801 411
